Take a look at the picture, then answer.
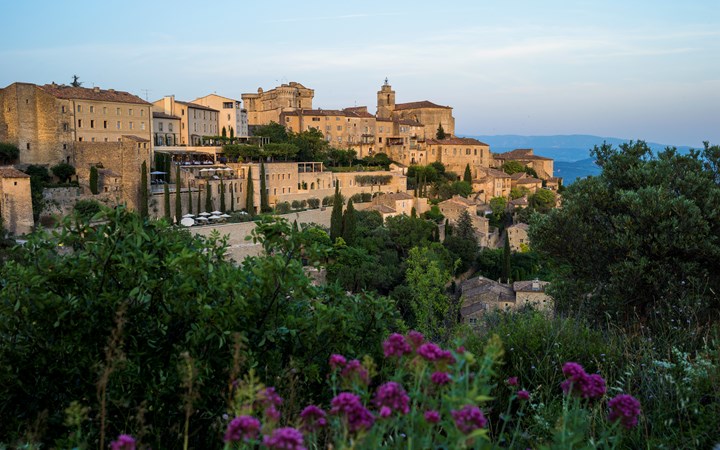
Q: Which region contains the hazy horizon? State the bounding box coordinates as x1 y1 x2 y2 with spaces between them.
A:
2 0 718 147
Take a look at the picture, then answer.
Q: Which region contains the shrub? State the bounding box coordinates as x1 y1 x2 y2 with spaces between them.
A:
73 199 102 220
322 196 334 207
51 162 76 183
307 198 320 209
291 200 301 210
0 142 20 164
275 202 291 214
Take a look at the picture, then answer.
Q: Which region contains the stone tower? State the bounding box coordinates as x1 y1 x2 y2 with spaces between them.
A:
376 78 395 120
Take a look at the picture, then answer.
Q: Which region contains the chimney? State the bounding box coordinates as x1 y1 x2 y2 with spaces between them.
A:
93 87 100 93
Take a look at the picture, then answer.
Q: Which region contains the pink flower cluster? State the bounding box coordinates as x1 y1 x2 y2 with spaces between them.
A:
383 333 412 358
424 410 441 424
330 392 375 433
262 427 306 450
374 381 410 417
451 405 487 434
417 342 455 364
258 386 283 421
430 371 452 386
110 434 136 450
299 405 327 433
224 415 261 442
340 359 370 385
608 394 641 429
561 362 606 399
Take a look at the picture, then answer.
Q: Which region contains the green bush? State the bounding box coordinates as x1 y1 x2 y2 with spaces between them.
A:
73 199 102 220
0 142 20 164
307 198 320 209
275 201 291 214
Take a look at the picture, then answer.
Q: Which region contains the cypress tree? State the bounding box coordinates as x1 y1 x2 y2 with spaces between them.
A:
230 127 234 139
205 181 213 213
436 123 446 140
197 184 202 213
230 184 235 212
221 126 227 138
503 234 512 283
89 166 99 195
342 198 357 245
246 167 255 216
220 176 226 212
175 164 182 221
260 162 269 213
444 218 452 239
188 182 193 215
463 164 472 183
163 181 171 221
411 206 417 218
139 161 148 218
330 183 343 241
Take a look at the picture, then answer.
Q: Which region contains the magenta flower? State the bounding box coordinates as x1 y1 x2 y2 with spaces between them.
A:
224 415 261 442
330 392 375 433
379 406 392 418
329 354 347 370
417 342 444 361
608 394 641 429
506 376 519 386
431 371 452 386
439 349 456 364
451 405 487 434
374 381 410 415
263 427 306 450
586 374 607 398
424 410 441 424
383 333 412 358
110 434 136 450
299 405 327 433
517 390 530 400
407 330 425 348
560 362 606 399
340 359 370 385
257 387 283 421
456 345 466 353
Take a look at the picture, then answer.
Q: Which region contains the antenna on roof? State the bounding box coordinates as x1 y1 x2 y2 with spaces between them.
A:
141 89 150 101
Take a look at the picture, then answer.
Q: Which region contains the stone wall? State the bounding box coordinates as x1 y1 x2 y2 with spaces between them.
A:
0 174 33 235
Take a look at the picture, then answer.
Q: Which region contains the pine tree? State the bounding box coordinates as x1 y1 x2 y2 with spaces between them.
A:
260 162 269 212
220 176 226 212
205 181 213 213
330 183 343 241
463 164 472 183
164 182 171 222
246 167 255 216
89 166 99 195
175 164 182 221
411 206 417 218
139 161 149 218
456 210 477 245
342 198 357 245
503 234 512 283
436 123 446 140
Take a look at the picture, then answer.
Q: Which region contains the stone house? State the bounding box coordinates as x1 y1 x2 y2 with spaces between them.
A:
191 93 248 139
366 191 428 219
152 96 219 146
492 148 554 180
473 168 512 203
425 137 491 177
460 276 552 325
242 82 315 126
0 167 33 235
437 195 491 247
506 223 530 252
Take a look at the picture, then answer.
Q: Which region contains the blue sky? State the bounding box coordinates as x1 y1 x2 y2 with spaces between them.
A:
2 0 718 146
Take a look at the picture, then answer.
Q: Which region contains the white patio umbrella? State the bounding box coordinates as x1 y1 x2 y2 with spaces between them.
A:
195 216 209 222
180 218 195 227
198 212 211 217
211 210 222 215
182 213 195 218
220 214 232 218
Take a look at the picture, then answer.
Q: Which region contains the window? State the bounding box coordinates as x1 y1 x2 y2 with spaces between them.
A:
91 137 95 142
223 102 233 109
26 143 30 149
116 108 121 115
103 107 107 114
90 120 95 128
141 122 146 130
78 119 83 127
169 123 173 132
129 108 133 116
90 106 94 113
116 121 121 129
78 137 83 142
103 120 107 129
181 109 185 116
159 123 164 132
227 113 231 120
77 105 82 112
63 144 67 150
312 117 320 122
129 121 133 130
140 109 144 117
337 126 342 131
61 105 66 113
63 123 69 131
466 148 471 155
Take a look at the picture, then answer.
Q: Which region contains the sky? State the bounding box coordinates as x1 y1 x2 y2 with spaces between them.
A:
1 0 718 147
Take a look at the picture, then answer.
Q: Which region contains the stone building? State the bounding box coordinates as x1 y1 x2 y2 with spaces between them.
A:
460 276 552 324
513 279 552 309
426 137 491 177
152 112 181 147
376 80 455 139
191 93 248 138
506 223 529 252
473 168 512 203
0 167 33 235
152 96 219 146
492 148 555 180
510 172 543 194
437 195 490 246
0 82 152 165
367 191 428 219
242 82 314 126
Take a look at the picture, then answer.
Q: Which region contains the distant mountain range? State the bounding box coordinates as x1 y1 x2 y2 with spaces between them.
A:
461 134 698 184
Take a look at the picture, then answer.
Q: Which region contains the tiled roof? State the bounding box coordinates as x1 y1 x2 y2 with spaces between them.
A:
397 118 423 126
481 168 511 178
426 137 489 146
508 223 530 231
367 204 396 214
394 100 451 111
122 135 150 142
153 112 181 120
494 149 552 161
175 100 218 112
513 279 550 292
439 195 475 207
39 84 150 105
510 197 529 206
516 177 542 185
0 167 30 178
510 172 526 180
343 107 374 118
377 191 413 201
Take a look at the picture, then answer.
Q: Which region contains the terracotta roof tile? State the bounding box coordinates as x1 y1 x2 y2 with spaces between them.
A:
39 84 150 105
426 137 489 146
0 167 31 178
153 112 181 120
394 100 451 111
494 149 552 161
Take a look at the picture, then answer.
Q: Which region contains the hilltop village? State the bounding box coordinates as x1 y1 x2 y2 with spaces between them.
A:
0 79 560 243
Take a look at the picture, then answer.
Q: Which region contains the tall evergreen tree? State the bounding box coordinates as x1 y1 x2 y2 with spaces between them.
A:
260 162 269 212
463 163 472 183
188 182 193 215
139 161 149 218
89 166 99 195
456 210 477 244
342 198 357 245
221 126 227 138
197 184 202 213
436 123 446 140
330 183 343 241
503 233 511 283
246 167 255 216
205 181 213 213
164 182 171 221
411 206 417 218
229 127 234 139
175 164 182 221
220 176 226 212
230 184 235 212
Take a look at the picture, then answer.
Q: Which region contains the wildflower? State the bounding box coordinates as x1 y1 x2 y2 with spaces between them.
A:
586 374 607 399
330 392 375 433
341 359 370 385
506 376 519 386
374 381 410 415
424 410 441 424
299 405 327 433
431 371 452 386
329 354 347 370
263 427 306 450
224 415 261 442
110 434 136 450
417 342 444 361
451 405 487 434
439 349 456 365
517 390 530 400
608 394 641 429
258 387 283 421
383 333 412 358
456 345 466 353
379 406 392 418
561 362 606 399
407 330 425 348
